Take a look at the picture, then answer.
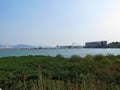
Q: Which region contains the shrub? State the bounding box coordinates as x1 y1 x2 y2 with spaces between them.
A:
69 55 82 62
94 54 105 61
84 54 94 61
55 54 65 60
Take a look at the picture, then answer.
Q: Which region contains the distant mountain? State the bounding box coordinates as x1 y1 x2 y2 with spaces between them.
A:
0 45 5 48
12 44 36 48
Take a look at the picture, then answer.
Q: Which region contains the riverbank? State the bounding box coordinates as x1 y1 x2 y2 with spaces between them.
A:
0 54 120 90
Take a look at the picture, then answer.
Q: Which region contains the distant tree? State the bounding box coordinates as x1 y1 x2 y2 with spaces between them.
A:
108 41 120 48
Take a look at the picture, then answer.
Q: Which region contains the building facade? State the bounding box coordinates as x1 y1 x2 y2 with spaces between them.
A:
85 41 107 48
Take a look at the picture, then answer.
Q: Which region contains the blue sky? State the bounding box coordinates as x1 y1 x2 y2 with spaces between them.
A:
0 0 120 46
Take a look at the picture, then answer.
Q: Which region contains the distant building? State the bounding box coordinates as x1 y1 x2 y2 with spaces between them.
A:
85 41 107 48
58 45 82 49
59 46 73 49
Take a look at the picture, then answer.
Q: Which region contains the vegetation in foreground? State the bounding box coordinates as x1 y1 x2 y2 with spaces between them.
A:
0 54 120 90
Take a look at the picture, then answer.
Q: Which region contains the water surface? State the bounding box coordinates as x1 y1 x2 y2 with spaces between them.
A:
0 48 120 57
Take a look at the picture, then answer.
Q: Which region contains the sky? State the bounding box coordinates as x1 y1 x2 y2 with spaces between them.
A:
0 0 120 46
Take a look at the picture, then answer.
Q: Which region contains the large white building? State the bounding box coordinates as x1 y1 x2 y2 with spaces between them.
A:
85 41 107 48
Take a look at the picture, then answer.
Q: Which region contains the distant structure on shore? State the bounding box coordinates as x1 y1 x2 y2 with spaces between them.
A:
3 40 120 49
56 42 83 49
85 41 107 48
58 45 82 49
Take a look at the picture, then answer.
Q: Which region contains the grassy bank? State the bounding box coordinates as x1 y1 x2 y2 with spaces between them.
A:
0 54 120 90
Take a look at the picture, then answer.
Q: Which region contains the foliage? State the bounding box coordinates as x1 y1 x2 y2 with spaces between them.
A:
108 41 120 48
0 54 120 90
69 55 82 62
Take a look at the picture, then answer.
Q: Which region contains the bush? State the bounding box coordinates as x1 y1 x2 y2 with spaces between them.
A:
0 55 120 89
69 55 82 62
94 54 105 61
55 54 65 60
84 54 94 61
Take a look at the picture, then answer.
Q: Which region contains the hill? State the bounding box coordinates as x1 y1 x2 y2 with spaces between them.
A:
12 44 36 48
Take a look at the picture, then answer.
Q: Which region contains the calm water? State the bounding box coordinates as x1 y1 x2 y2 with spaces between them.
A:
0 48 120 57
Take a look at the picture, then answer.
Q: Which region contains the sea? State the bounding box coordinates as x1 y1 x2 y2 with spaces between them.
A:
0 48 120 57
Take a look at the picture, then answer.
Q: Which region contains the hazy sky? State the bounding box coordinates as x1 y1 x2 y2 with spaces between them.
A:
0 0 120 46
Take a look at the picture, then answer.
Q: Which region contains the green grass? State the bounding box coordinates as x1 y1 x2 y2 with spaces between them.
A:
0 54 120 90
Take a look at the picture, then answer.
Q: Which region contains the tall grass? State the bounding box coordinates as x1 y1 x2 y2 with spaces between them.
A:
18 71 120 90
